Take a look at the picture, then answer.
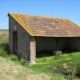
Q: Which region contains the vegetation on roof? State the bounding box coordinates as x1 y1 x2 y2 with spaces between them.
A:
8 13 80 37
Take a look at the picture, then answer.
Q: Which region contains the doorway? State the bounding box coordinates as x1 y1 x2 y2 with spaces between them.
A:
13 31 17 53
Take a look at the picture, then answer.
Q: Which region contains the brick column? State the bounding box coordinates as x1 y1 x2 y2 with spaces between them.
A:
30 37 36 65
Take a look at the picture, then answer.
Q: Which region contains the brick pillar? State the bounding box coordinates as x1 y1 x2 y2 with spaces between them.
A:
30 37 36 65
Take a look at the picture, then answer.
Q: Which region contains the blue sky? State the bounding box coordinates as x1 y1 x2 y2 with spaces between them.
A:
0 0 80 29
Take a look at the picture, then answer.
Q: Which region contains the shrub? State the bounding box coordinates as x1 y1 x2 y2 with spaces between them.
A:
68 54 80 79
55 54 62 60
0 47 8 57
20 57 26 65
9 54 19 61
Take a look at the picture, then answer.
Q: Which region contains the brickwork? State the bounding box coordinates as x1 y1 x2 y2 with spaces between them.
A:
30 37 36 64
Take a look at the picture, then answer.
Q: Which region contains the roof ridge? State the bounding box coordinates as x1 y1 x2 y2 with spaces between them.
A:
8 13 70 20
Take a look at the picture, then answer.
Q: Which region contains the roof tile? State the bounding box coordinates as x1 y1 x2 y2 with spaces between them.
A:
8 13 80 37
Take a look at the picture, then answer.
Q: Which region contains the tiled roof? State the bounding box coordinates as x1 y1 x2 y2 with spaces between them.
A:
8 13 80 37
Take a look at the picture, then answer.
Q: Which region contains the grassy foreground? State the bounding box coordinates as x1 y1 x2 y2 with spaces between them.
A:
0 30 80 80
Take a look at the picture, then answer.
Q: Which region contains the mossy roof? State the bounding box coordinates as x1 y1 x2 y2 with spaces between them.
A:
8 13 80 37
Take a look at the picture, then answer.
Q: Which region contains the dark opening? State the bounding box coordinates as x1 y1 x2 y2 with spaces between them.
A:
36 50 53 58
13 31 17 53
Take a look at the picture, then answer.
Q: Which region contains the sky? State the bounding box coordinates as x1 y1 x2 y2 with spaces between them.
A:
0 0 80 29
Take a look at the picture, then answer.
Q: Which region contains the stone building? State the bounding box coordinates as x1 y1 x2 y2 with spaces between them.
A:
8 13 80 64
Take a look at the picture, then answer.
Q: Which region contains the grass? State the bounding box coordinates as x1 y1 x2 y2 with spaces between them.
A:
0 30 80 80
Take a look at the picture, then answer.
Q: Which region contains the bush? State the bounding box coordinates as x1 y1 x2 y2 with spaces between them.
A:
67 54 80 79
20 57 26 65
0 47 8 57
9 54 19 61
55 54 62 60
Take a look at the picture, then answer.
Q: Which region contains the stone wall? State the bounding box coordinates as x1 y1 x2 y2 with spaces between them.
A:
9 16 30 60
36 37 80 52
36 37 67 52
67 37 80 51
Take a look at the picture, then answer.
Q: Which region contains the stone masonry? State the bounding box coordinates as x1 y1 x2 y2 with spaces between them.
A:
9 16 30 57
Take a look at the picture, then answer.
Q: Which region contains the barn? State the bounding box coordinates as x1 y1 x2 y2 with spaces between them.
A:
8 13 80 64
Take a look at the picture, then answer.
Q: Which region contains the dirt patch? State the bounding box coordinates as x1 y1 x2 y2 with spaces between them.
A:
27 74 50 80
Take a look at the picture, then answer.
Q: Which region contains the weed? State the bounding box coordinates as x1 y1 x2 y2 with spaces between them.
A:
9 54 19 61
55 53 62 60
0 47 8 57
20 57 26 65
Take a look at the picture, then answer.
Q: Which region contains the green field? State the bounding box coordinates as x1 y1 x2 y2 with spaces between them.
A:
0 30 80 80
